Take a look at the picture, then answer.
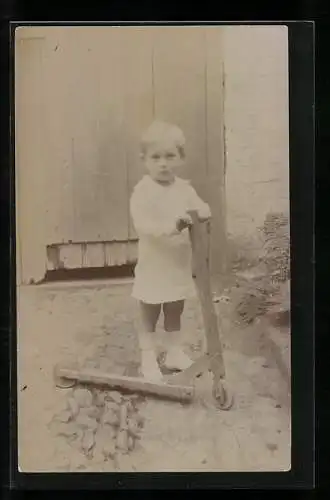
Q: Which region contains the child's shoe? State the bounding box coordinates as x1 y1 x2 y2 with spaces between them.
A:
162 331 193 372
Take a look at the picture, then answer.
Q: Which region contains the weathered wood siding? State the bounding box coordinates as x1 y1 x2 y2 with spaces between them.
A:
15 26 226 283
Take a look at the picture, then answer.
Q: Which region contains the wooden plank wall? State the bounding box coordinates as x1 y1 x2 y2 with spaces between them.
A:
15 33 48 284
41 28 76 246
152 27 226 276
152 27 207 199
46 241 138 270
15 27 226 282
42 28 131 244
123 28 154 240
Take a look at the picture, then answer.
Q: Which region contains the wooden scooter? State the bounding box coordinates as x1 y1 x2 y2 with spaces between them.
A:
54 210 233 410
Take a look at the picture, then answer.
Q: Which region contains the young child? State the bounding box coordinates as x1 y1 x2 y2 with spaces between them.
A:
130 120 211 382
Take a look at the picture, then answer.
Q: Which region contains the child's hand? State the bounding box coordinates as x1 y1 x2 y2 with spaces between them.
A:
198 213 211 223
197 206 212 223
176 214 193 232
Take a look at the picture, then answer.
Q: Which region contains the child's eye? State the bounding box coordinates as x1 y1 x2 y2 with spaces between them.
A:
166 153 175 159
152 154 160 160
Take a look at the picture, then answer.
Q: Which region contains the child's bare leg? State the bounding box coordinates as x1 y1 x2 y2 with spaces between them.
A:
162 300 192 371
138 302 163 381
140 302 161 332
163 300 184 331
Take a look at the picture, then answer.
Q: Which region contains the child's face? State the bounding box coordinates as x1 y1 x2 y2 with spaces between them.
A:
143 140 184 184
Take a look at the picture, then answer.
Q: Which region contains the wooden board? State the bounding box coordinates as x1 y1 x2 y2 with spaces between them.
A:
15 36 48 283
126 240 138 263
104 242 127 267
41 28 75 245
81 243 104 268
46 241 138 270
189 211 225 376
15 27 226 283
58 245 83 269
123 28 154 240
69 28 129 242
205 27 227 276
152 27 207 197
55 365 194 402
40 28 130 244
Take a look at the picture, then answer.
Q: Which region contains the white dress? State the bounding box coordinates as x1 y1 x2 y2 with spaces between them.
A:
130 175 211 304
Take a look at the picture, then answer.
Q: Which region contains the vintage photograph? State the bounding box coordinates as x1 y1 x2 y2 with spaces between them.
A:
15 24 290 472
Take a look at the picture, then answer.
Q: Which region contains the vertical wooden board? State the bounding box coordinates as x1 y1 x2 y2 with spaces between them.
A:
152 26 207 199
82 242 105 268
68 27 129 242
104 242 117 267
121 27 154 239
104 242 126 266
15 37 47 283
105 241 138 266
127 240 138 263
111 242 124 266
46 246 60 270
66 29 100 242
104 242 112 267
41 28 76 245
205 27 227 276
58 245 83 269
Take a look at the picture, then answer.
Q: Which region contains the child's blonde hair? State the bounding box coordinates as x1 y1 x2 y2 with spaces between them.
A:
140 120 186 158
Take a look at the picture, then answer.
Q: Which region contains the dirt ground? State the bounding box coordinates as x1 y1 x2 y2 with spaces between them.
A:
17 279 291 473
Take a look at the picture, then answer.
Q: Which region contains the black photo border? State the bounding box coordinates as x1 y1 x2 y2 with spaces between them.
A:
5 20 315 490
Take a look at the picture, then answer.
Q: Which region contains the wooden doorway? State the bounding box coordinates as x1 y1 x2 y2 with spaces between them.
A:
15 26 226 284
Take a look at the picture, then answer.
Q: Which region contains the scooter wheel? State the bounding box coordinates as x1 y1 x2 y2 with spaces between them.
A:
53 364 76 389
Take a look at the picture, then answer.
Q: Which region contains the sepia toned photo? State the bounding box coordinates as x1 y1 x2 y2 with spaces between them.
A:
15 24 291 473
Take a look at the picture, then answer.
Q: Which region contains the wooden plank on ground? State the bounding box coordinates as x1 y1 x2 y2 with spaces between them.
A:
55 365 194 402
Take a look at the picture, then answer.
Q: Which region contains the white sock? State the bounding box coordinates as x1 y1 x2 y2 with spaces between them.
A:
138 331 163 382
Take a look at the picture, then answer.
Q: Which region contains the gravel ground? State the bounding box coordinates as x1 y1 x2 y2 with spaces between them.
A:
17 280 291 472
